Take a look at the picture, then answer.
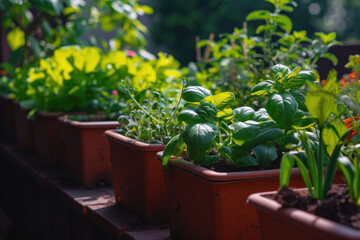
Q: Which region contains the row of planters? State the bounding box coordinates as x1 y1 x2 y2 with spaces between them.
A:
1 1 360 240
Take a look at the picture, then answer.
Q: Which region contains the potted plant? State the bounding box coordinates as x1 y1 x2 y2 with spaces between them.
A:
194 0 339 108
158 63 328 239
247 69 359 239
104 75 186 223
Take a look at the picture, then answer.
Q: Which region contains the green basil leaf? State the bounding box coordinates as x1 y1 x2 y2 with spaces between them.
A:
252 108 270 121
233 156 259 168
288 71 318 89
178 109 204 124
233 106 255 122
198 155 220 166
195 101 218 122
231 122 260 146
290 90 306 111
252 143 278 169
162 133 185 167
265 93 298 129
182 86 212 102
183 123 219 162
250 80 274 96
269 64 290 80
202 92 235 110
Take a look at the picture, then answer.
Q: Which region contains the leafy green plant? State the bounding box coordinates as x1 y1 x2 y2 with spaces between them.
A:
162 84 287 169
251 64 318 149
117 77 186 144
1 0 152 67
16 46 183 117
280 71 351 200
194 0 339 107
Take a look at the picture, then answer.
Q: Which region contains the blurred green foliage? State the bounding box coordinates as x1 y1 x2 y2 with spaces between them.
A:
1 0 153 67
150 0 360 64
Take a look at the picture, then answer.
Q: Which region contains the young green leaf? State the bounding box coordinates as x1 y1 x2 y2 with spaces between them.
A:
269 64 290 80
232 156 259 168
183 123 219 162
252 143 277 169
265 93 298 130
202 92 235 110
280 153 295 187
250 80 274 96
233 106 255 122
182 86 212 102
162 133 186 167
246 10 271 21
178 109 204 124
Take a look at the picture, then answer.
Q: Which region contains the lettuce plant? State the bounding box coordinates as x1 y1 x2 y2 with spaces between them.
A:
16 46 183 118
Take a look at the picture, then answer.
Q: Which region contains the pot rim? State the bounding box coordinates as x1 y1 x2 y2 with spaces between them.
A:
58 116 120 128
247 188 360 239
156 151 302 182
104 130 165 151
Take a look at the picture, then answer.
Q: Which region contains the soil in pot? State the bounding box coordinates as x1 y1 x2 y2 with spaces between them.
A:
274 185 360 229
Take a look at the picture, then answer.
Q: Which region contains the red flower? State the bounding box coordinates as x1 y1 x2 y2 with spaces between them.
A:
340 77 347 87
349 72 357 83
112 90 118 96
321 79 327 86
344 116 360 141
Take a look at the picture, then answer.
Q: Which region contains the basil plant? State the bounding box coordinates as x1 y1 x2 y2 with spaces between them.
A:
162 85 286 169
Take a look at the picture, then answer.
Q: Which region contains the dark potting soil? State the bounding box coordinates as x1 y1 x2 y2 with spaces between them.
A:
202 148 283 173
273 185 360 230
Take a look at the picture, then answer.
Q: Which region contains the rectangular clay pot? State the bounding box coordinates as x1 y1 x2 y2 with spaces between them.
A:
58 117 119 187
247 188 360 240
13 101 34 152
0 94 16 142
33 112 63 167
104 130 167 223
160 156 311 240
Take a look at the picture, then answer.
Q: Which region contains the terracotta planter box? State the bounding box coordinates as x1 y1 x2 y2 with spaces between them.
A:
247 189 360 240
104 130 167 223
13 102 34 152
33 112 63 167
58 117 119 187
160 156 319 240
0 94 16 142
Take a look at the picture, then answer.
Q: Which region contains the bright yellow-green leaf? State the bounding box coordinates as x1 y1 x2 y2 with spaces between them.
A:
163 69 181 78
81 47 101 72
217 108 234 120
7 27 25 50
203 92 235 110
